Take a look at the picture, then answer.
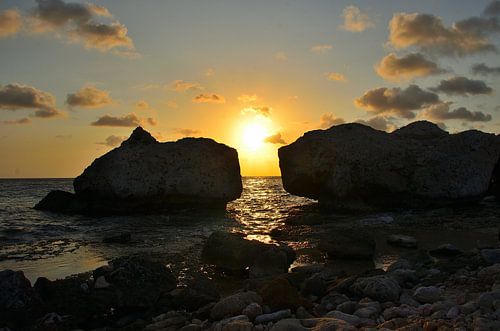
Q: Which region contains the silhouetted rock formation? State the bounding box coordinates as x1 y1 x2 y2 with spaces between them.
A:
35 127 242 214
279 121 500 210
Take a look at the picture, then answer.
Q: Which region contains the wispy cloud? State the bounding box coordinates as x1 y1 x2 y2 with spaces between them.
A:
0 9 22 38
311 44 332 54
66 86 113 108
325 72 346 82
192 93 226 104
340 6 374 32
91 113 157 127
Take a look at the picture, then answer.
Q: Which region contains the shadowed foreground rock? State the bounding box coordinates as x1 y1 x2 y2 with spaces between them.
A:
279 121 500 210
35 127 243 214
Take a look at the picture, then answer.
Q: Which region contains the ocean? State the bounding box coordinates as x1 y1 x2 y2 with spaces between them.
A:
1 177 498 283
0 177 313 282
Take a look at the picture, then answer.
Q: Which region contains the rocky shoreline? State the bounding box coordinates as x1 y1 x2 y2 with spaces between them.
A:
2 227 500 331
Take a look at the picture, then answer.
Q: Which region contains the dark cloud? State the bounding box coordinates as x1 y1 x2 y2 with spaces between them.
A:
356 116 397 132
0 9 22 38
264 132 286 145
431 76 493 96
423 102 492 122
173 128 201 137
66 86 112 108
192 94 226 104
388 12 499 57
1 117 31 125
355 84 440 119
30 0 134 52
375 52 447 81
484 1 500 16
0 83 61 118
91 113 156 127
472 63 500 76
319 113 345 128
97 135 126 147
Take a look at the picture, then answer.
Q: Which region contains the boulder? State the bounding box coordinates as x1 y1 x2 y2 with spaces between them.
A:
278 121 500 210
36 127 242 213
210 291 262 320
387 235 418 248
351 275 401 302
258 277 311 311
201 231 294 276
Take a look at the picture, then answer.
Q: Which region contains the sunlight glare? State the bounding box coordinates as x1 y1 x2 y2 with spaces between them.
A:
242 122 268 151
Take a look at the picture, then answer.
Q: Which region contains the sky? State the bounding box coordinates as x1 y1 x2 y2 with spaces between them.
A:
0 0 499 178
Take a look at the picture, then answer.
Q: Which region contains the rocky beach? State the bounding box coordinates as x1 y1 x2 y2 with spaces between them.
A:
1 122 500 331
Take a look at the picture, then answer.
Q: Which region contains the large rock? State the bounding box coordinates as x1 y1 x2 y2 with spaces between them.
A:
36 127 242 213
278 121 500 210
201 231 294 277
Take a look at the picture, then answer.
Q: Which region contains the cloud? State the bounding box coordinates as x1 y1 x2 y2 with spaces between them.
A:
320 113 345 128
356 116 397 132
135 100 151 111
173 128 201 137
484 1 500 16
66 86 112 108
471 63 500 76
205 68 215 77
431 76 493 96
422 102 492 122
241 106 271 117
0 83 61 118
192 93 226 104
388 12 500 57
237 94 259 103
1 117 31 125
91 113 157 127
264 132 286 145
0 9 22 38
325 72 346 81
311 44 332 53
96 135 126 147
170 80 203 92
55 134 71 139
375 52 447 81
355 84 440 119
274 52 287 61
340 5 374 32
29 0 134 53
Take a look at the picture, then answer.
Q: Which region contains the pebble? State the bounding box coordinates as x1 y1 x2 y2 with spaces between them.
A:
254 309 291 325
94 276 110 289
413 286 442 304
242 302 262 321
326 311 362 326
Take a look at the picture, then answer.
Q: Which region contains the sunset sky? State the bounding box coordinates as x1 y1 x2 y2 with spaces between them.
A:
0 0 499 177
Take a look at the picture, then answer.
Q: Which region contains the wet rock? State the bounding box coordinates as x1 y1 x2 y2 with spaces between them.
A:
383 305 417 320
37 127 243 213
446 305 460 319
0 270 37 310
481 249 500 265
103 256 177 307
387 259 412 272
259 277 311 310
254 309 291 324
93 276 110 289
478 264 500 283
171 275 220 311
429 244 463 257
296 306 314 319
210 291 262 320
413 286 443 304
180 324 202 331
351 275 401 302
201 231 293 277
242 302 262 321
279 121 500 210
301 273 327 297
318 230 375 260
34 190 86 213
387 235 418 248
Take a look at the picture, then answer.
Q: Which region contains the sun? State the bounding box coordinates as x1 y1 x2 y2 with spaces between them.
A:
241 122 269 151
